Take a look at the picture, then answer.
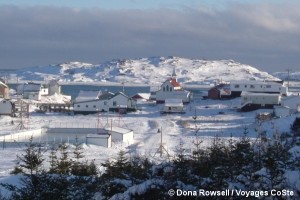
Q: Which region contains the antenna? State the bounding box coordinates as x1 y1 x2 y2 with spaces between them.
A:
286 69 292 92
154 126 170 158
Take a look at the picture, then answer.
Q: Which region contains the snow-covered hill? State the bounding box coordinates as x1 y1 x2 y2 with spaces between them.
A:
272 71 300 81
7 57 280 85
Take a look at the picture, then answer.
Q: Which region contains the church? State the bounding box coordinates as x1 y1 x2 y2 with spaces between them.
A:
150 68 192 103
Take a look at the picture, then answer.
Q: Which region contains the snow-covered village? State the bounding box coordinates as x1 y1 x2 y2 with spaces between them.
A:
0 57 299 199
1 0 300 199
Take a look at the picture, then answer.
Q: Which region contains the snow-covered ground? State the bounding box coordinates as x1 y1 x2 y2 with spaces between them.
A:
0 97 299 178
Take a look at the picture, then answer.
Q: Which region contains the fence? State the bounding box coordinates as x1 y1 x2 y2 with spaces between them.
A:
0 127 103 149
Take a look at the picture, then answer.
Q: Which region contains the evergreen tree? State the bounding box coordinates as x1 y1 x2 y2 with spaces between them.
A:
56 143 72 175
48 145 58 173
18 136 45 175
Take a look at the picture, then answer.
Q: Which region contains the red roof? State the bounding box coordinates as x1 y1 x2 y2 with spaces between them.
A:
170 78 180 87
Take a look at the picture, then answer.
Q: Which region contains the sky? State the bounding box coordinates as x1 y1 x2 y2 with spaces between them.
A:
0 0 299 73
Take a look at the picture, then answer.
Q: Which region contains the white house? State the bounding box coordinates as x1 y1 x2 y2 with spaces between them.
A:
240 91 281 112
107 92 137 113
281 95 300 113
150 68 192 103
86 133 112 148
105 126 134 144
17 82 48 100
161 99 185 114
0 99 14 115
230 80 287 97
73 91 136 114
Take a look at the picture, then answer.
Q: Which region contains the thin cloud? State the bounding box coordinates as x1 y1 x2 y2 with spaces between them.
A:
0 3 299 72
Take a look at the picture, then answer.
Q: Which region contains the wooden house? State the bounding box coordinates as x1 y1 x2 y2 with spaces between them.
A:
240 92 281 112
230 80 287 97
0 81 10 99
150 68 191 103
17 82 48 100
73 91 136 114
208 84 231 99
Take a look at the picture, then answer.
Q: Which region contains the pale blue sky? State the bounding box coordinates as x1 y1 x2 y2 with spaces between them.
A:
0 0 299 72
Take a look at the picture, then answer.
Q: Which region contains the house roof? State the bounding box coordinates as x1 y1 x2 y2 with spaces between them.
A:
105 126 132 134
0 81 8 88
86 133 110 138
98 92 115 100
231 80 282 86
109 92 132 100
75 90 102 102
131 93 150 100
170 78 181 87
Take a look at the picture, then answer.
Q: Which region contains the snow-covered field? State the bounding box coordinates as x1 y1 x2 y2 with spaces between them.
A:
1 97 299 179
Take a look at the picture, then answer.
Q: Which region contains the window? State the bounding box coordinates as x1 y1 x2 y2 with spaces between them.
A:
77 105 80 108
166 85 169 91
266 85 271 88
86 105 88 108
250 85 255 88
3 101 6 103
113 101 117 106
244 85 247 88
93 105 96 108
104 101 107 105
163 87 165 92
234 85 239 88
170 87 172 91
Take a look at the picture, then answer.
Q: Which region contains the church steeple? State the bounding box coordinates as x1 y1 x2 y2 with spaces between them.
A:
172 67 177 78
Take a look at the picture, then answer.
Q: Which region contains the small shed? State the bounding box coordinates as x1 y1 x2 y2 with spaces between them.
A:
86 133 111 148
105 127 134 144
0 99 14 115
162 99 185 114
274 106 290 117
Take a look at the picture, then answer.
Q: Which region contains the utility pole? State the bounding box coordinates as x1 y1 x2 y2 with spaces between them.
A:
286 69 292 92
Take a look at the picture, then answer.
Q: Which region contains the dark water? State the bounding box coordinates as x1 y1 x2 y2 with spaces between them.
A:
8 83 205 99
8 83 150 99
60 85 150 99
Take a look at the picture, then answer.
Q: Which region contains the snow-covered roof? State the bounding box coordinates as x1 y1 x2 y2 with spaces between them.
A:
40 94 71 104
109 92 131 100
132 93 150 100
241 91 281 97
86 133 110 138
98 92 115 100
0 81 8 88
75 90 101 102
231 80 282 86
105 126 132 134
